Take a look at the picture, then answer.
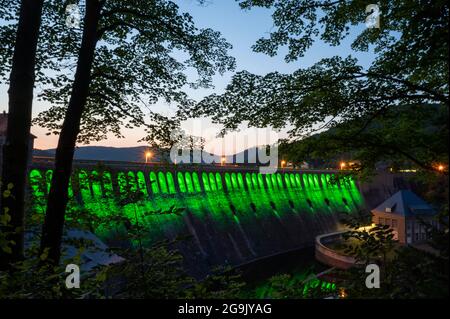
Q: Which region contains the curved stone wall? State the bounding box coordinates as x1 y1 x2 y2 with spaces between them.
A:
315 232 358 269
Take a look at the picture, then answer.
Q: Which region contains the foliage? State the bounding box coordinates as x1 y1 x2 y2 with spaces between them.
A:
341 212 397 266
338 208 449 298
249 272 336 299
278 103 448 178
0 180 16 254
180 0 448 177
187 266 246 299
104 241 193 299
0 242 107 299
0 0 236 145
1 189 248 299
237 0 448 81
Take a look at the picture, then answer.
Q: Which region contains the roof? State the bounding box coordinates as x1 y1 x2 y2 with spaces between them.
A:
371 190 436 217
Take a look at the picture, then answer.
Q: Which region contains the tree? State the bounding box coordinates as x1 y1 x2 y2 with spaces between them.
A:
36 0 235 264
179 0 448 176
0 0 45 267
338 209 448 298
277 103 448 178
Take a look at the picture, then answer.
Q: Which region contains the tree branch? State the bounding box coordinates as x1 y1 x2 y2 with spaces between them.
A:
358 71 449 104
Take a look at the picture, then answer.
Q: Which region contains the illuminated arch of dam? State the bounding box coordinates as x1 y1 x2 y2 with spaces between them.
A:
29 168 360 201
28 164 364 272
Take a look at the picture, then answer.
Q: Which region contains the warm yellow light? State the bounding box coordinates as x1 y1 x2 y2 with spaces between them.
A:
357 224 376 232
338 288 347 299
340 162 346 169
438 165 444 171
145 151 152 163
281 160 286 168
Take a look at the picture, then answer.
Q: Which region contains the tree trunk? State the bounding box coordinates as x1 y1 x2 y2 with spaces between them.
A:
0 0 44 268
40 0 102 264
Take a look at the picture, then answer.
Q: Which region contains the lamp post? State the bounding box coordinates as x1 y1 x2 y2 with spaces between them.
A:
145 151 152 163
340 162 346 170
221 156 226 166
281 160 286 168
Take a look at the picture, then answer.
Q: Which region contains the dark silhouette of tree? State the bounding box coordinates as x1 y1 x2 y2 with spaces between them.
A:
0 0 44 267
36 0 235 264
180 0 448 176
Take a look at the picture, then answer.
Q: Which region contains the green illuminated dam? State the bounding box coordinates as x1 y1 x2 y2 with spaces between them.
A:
28 165 364 274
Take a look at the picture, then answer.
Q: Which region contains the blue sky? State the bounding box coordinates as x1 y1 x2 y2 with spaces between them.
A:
0 0 375 152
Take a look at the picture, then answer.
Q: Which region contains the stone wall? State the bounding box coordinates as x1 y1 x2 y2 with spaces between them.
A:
315 232 358 270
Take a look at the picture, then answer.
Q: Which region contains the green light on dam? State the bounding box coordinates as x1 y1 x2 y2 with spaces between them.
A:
254 267 337 298
150 172 159 194
28 168 364 246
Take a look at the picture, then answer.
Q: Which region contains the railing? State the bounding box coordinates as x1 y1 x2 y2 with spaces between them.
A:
315 231 358 269
31 156 341 173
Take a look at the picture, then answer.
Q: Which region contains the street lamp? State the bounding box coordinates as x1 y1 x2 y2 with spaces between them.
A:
340 162 346 170
221 156 226 166
438 164 444 172
338 288 347 299
281 160 286 168
145 151 152 163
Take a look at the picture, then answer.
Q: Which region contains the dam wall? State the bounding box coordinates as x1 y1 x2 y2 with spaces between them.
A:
27 160 402 275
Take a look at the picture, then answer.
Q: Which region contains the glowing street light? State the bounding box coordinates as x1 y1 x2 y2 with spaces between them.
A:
338 288 347 299
281 160 286 168
221 156 226 166
438 164 444 172
340 162 346 170
145 151 152 163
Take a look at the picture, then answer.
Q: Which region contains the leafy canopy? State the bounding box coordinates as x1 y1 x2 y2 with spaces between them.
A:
0 0 236 144
179 0 448 174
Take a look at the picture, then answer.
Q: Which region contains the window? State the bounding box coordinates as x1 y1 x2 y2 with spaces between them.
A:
407 234 412 244
385 218 391 226
392 219 398 228
379 217 384 225
415 233 419 241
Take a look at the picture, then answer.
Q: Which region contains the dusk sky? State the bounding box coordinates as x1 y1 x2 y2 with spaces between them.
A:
0 0 375 154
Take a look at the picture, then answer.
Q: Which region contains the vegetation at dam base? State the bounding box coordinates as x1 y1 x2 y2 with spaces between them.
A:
335 209 448 299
